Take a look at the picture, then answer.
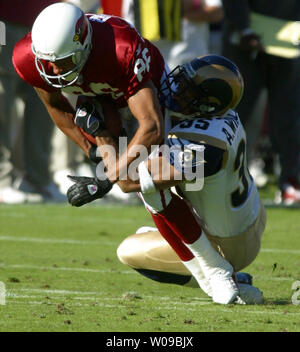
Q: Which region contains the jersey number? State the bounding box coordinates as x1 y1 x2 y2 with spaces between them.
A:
231 139 251 207
179 119 210 130
134 47 151 82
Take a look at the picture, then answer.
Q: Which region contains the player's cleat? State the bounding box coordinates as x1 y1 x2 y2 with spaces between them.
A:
209 271 239 304
236 272 253 285
275 184 300 206
249 159 268 188
234 284 264 305
0 186 27 204
0 186 43 204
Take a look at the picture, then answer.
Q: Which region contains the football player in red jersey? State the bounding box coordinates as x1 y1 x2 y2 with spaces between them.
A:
12 3 210 300
13 2 165 189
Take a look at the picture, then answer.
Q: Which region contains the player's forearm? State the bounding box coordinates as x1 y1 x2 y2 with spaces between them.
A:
94 134 181 192
95 131 146 190
35 87 91 155
119 178 182 193
95 131 119 174
114 125 162 180
50 108 91 156
118 156 184 193
95 81 164 183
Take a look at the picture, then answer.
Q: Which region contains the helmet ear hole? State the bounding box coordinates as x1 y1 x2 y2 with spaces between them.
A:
200 78 233 113
73 52 82 65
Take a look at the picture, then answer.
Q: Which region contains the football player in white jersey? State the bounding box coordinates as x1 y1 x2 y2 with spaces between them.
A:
116 55 266 304
67 55 266 304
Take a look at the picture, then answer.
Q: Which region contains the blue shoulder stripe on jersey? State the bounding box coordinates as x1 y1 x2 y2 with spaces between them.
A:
168 136 190 148
190 55 240 77
167 135 224 177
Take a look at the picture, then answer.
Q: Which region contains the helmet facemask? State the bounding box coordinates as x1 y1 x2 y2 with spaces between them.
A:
32 44 90 88
160 65 216 118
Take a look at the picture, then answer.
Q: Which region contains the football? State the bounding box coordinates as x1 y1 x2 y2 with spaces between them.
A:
77 97 123 145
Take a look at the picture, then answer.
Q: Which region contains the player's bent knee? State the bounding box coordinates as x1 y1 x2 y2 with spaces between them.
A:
117 231 191 276
117 234 141 268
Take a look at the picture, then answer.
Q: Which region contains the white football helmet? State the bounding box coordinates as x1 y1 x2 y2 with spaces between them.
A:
31 2 92 88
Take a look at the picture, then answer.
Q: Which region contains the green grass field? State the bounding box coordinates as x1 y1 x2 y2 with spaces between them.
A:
0 193 299 332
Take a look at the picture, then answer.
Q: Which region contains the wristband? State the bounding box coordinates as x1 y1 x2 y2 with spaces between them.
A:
138 161 156 194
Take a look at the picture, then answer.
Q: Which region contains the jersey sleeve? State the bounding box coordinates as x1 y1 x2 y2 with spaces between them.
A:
113 21 155 100
167 134 224 179
12 33 56 92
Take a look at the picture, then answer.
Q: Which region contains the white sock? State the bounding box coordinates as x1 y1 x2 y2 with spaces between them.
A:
182 257 212 297
184 231 233 278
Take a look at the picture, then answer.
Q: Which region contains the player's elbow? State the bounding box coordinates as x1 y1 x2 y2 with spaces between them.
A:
143 121 163 145
118 182 130 193
151 128 163 145
117 180 138 193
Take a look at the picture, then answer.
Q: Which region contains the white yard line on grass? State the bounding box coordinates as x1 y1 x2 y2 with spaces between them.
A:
6 296 300 316
261 248 300 255
0 235 116 246
5 288 300 317
1 235 300 255
10 288 211 301
7 290 212 303
0 263 296 282
0 263 133 274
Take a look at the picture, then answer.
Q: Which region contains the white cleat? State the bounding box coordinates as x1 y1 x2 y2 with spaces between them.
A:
234 284 264 305
209 271 239 304
0 186 27 204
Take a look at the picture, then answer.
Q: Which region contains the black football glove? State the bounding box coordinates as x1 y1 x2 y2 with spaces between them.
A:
75 101 106 137
67 175 113 207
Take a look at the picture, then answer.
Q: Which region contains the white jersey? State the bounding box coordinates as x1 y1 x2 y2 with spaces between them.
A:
168 110 260 238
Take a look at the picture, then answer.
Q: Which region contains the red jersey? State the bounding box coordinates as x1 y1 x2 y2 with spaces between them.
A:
12 14 165 108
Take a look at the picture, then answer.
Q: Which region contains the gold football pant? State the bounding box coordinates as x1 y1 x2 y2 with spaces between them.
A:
117 202 266 277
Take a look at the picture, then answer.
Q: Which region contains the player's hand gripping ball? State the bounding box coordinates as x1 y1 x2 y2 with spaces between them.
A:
74 100 106 137
75 97 123 145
